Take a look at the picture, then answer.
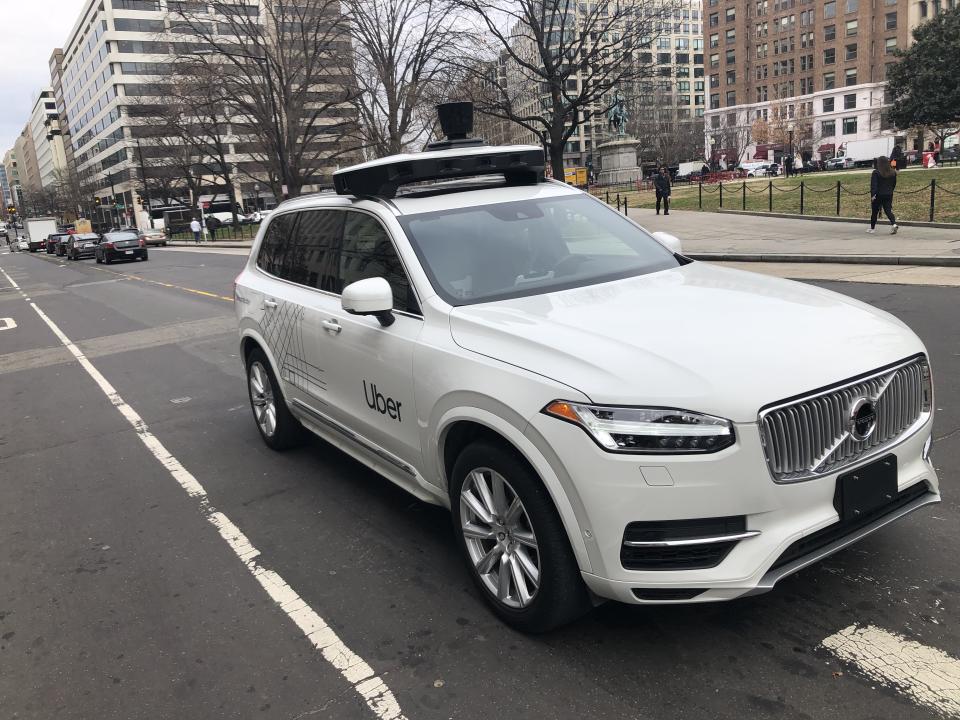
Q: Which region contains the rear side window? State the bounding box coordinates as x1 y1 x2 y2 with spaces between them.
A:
256 213 295 278
287 210 342 291
340 212 417 313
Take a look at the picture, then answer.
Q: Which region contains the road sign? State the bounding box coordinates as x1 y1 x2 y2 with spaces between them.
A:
202 202 211 209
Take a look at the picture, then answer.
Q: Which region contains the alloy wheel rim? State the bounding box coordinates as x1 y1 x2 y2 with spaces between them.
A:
459 467 540 609
248 361 277 437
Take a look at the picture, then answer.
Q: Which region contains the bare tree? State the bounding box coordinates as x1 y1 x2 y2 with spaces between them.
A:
454 0 673 179
344 0 460 158
168 0 361 198
630 88 706 166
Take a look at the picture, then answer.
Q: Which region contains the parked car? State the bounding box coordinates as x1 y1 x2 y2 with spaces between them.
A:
66 232 101 260
46 232 70 254
235 120 940 632
14 237 28 252
95 230 147 264
139 228 168 246
56 233 72 256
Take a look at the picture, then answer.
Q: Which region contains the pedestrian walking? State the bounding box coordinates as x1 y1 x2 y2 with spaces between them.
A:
867 156 898 235
890 143 905 169
190 217 202 244
206 215 217 242
784 155 793 178
654 167 671 215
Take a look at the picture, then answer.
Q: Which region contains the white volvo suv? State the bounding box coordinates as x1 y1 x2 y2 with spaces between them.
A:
235 112 939 632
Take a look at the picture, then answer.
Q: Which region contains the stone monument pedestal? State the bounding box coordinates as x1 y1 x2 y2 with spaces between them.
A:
597 138 641 185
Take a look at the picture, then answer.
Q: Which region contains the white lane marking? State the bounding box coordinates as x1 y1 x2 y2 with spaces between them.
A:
822 625 960 717
0 317 15 331
0 262 408 720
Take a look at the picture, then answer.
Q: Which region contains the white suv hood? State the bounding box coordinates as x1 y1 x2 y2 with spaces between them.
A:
449 262 924 422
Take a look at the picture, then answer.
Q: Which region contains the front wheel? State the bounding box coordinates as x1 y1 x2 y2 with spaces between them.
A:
450 441 590 632
246 348 304 450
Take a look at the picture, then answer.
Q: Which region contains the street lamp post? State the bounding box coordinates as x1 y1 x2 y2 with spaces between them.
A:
135 138 154 229
787 121 796 177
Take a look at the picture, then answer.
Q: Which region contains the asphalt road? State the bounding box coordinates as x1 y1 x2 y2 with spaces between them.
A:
0 246 957 720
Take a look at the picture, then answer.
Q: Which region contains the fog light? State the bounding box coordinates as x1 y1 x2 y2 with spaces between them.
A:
922 435 932 461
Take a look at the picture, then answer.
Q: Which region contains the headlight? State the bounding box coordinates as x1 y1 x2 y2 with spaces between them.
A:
543 401 735 454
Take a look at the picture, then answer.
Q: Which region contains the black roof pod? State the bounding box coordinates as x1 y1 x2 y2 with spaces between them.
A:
332 102 545 198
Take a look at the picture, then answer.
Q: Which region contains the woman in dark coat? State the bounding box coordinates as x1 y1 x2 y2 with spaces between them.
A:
868 156 898 234
653 168 672 215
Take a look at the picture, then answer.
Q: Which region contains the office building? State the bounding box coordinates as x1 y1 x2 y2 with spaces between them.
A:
29 88 69 189
703 0 934 164
2 150 20 209
13 125 41 193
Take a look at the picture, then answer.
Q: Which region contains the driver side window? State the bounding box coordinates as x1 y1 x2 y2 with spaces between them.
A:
340 212 418 314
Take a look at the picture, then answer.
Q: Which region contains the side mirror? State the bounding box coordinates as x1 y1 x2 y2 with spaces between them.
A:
341 277 395 327
651 231 682 254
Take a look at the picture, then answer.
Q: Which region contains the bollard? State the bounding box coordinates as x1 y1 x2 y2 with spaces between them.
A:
768 181 773 212
836 180 841 216
699 181 703 209
606 190 610 205
800 181 805 215
742 181 747 210
623 197 628 216
719 182 723 208
929 179 936 222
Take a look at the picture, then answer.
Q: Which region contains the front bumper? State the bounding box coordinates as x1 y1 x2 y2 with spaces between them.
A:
526 413 939 604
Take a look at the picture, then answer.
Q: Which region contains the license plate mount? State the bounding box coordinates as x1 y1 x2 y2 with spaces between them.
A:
834 454 897 523
124 250 133 255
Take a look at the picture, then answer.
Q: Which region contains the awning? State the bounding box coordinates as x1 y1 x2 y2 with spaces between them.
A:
818 143 835 152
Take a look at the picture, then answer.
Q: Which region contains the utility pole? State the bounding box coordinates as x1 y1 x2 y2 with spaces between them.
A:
108 172 119 228
135 139 154 229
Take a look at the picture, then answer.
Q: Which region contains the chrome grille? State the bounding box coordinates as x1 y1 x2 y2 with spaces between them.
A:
759 356 931 483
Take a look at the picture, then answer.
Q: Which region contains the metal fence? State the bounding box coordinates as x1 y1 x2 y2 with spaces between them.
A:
167 221 261 242
698 179 956 222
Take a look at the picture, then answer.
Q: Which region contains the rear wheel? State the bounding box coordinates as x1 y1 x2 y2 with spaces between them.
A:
450 441 590 632
246 348 304 450
104 255 112 265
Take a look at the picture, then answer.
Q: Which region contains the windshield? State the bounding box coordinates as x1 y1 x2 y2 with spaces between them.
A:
399 194 680 305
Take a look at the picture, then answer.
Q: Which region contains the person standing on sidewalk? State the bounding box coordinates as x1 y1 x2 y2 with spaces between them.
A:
868 156 898 235
654 167 671 215
190 217 202 244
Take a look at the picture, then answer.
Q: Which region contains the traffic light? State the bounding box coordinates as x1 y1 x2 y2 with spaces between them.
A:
6 205 15 215
94 197 101 206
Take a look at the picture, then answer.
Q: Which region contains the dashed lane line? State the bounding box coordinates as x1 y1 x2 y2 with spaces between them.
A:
822 625 960 718
0 261 408 720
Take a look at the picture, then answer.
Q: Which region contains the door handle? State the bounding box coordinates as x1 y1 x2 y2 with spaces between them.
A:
322 319 342 334
263 299 278 309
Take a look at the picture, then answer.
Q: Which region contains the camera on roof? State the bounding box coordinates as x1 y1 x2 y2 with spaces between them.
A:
437 102 474 141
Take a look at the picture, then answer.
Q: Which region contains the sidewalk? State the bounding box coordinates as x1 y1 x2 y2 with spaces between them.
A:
630 209 960 266
169 210 960 266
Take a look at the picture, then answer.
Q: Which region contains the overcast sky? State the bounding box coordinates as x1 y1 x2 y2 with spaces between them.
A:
0 0 78 153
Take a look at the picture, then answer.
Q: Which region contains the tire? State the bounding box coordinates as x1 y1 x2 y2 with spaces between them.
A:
96 254 102 264
141 251 148 261
450 440 590 633
104 255 112 265
246 348 304 451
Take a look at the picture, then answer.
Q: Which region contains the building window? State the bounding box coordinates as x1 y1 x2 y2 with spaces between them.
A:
822 119 836 135
885 12 897 29
726 49 736 64
885 37 897 54
844 93 856 109
824 24 836 40
725 28 736 43
726 90 736 106
823 71 836 89
845 0 858 11
710 53 720 67
711 73 720 88
711 115 721 129
824 47 835 64
920 0 928 15
726 70 736 84
726 7 736 21
845 43 857 60
710 33 719 47
823 97 835 112
846 19 858 35
824 0 836 17
658 52 672 63
710 12 719 26
845 67 857 85
842 117 857 134
711 92 720 108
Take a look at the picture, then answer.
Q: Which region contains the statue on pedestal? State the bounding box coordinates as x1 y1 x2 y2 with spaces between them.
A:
606 90 629 138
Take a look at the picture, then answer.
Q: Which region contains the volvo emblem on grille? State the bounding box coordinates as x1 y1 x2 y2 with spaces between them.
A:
849 398 878 441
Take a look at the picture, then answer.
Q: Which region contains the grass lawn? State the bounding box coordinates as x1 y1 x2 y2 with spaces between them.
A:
593 166 960 223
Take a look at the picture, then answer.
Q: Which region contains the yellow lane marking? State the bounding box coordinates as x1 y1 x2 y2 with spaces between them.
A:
29 252 233 302
88 263 233 302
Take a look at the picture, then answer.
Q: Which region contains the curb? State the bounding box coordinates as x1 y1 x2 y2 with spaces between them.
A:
167 241 252 248
688 253 960 267
715 209 960 230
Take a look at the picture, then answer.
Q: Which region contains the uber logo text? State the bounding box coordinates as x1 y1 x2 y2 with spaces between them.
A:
364 381 402 421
